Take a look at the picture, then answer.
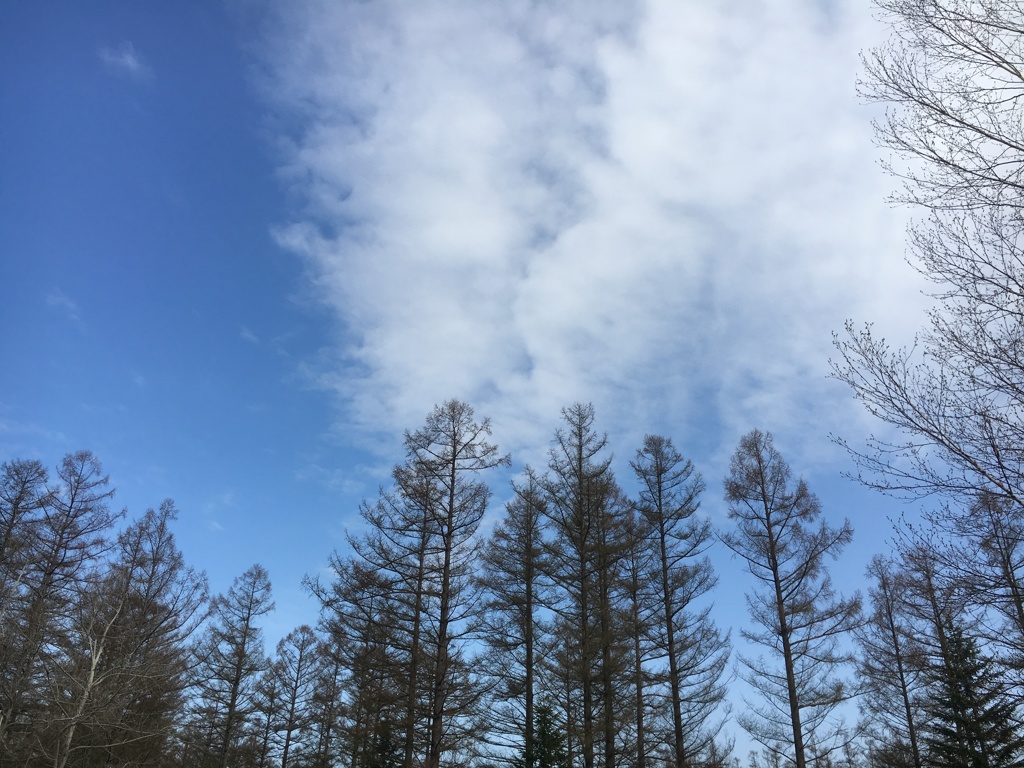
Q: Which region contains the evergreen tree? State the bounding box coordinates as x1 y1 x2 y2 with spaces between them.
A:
515 703 567 768
921 624 1024 768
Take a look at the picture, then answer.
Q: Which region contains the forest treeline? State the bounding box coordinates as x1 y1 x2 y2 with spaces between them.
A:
0 405 862 768
3 395 1023 768
6 0 1024 766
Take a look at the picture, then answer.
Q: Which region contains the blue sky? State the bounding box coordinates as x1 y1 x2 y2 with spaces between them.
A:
0 0 345 629
3 0 930 746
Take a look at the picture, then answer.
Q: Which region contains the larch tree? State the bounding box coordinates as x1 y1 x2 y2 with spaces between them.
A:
721 429 861 768
50 500 207 768
0 451 120 766
920 493 1024 670
477 466 547 767
541 403 633 768
894 540 966 697
0 458 50 758
333 400 507 768
251 669 284 768
631 434 729 768
269 624 319 768
352 463 442 768
306 637 347 768
402 400 510 768
620 506 656 768
190 563 275 768
856 556 925 768
306 555 403 768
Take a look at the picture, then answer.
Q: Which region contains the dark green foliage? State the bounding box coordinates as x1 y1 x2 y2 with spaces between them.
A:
921 624 1024 768
513 703 567 768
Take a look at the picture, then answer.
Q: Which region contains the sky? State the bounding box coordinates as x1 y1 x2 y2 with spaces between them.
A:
2 0 932 747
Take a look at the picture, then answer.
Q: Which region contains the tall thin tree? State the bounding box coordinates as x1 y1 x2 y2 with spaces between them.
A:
404 400 510 768
478 467 547 767
191 563 275 768
542 403 631 768
721 430 861 768
631 435 729 768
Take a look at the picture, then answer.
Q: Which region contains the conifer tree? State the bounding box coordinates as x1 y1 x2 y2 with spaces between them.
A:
405 400 510 768
631 434 729 768
533 703 569 768
856 556 924 768
921 623 1024 768
478 467 547 767
722 430 860 768
0 452 120 765
190 564 274 768
541 403 632 768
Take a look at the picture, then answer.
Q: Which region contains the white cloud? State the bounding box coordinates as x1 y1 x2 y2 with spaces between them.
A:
98 41 152 81
255 0 928 468
45 288 80 322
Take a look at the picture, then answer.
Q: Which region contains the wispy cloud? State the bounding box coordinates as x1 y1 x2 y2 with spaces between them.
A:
98 41 152 81
240 325 260 345
45 288 80 322
255 0 927 469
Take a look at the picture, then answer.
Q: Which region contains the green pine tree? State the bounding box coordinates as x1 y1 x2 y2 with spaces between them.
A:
514 703 567 768
922 624 1024 768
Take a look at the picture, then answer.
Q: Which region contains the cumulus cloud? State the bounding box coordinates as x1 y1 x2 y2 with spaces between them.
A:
98 41 152 81
255 0 927 468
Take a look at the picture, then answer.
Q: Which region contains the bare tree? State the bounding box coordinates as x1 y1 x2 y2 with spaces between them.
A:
721 430 861 768
835 1 1024 516
631 435 729 768
251 669 284 768
0 458 50 755
0 459 49 621
477 467 547 767
542 403 633 768
620 507 656 768
0 451 120 764
351 461 441 768
863 0 1024 211
270 625 319 768
914 493 1024 673
323 400 507 768
306 555 404 768
856 556 925 768
191 563 275 768
53 500 207 768
306 637 347 768
404 400 510 768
